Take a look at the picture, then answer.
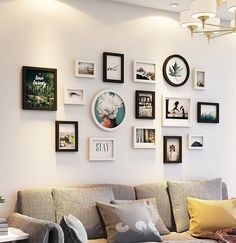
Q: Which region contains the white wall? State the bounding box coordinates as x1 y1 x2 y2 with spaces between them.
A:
0 0 235 217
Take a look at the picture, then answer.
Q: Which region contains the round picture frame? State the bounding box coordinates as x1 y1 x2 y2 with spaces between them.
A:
162 54 190 87
91 89 126 132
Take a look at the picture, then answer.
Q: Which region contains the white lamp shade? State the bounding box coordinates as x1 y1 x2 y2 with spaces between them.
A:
191 0 217 19
227 0 236 12
180 10 201 27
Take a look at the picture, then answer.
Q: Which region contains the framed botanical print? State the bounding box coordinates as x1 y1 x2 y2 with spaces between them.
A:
133 126 156 149
197 102 219 123
74 59 96 78
103 52 124 83
64 87 85 105
22 66 57 110
163 136 182 163
135 90 155 119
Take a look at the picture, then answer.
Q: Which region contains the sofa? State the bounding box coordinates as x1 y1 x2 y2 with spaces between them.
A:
8 178 228 243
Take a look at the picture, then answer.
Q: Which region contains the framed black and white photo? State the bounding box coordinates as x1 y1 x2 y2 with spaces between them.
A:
64 87 85 105
162 96 191 127
163 54 190 87
197 102 219 123
136 90 155 119
163 136 182 163
89 137 115 161
133 126 156 149
74 60 96 78
133 61 157 84
103 52 124 83
55 121 78 152
194 69 206 90
188 134 204 150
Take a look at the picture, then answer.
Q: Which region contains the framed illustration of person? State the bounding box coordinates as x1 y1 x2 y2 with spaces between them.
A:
163 136 182 163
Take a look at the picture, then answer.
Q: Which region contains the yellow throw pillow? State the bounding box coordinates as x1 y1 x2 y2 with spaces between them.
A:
187 197 236 236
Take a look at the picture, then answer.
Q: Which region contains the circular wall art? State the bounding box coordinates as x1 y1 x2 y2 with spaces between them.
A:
163 54 190 87
91 90 126 131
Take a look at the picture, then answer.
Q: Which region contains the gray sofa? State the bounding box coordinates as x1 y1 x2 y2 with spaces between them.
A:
8 180 228 243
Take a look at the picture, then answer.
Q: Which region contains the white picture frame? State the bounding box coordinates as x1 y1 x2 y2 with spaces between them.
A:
193 69 206 90
162 95 192 127
89 137 115 161
133 61 157 84
133 126 156 149
188 134 204 150
74 59 96 78
64 87 85 105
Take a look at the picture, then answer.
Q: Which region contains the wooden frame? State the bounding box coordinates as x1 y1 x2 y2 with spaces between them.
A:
64 87 85 105
197 102 219 123
163 136 182 163
133 126 156 149
74 59 96 78
193 69 206 90
188 134 204 150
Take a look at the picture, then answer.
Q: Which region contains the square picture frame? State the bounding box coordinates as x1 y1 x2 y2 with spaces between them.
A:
133 61 157 84
55 121 78 152
64 87 85 105
188 134 204 150
103 52 124 83
162 95 191 127
197 102 219 123
74 59 96 78
133 126 156 149
22 66 57 111
89 137 115 161
163 136 182 163
193 69 206 90
135 90 155 119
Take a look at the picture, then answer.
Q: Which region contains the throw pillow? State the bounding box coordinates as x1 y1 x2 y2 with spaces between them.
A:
111 198 170 235
52 187 115 239
187 197 236 236
167 178 222 232
60 214 88 243
96 200 162 243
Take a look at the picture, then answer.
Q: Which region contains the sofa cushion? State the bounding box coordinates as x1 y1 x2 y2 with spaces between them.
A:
52 187 115 239
167 178 222 233
96 200 162 243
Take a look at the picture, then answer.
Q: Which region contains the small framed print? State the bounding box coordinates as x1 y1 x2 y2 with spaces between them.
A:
133 61 157 84
194 69 206 90
74 60 96 78
133 126 156 149
89 137 115 161
162 95 191 127
64 87 85 105
103 52 124 83
188 134 204 150
55 121 78 152
135 90 155 119
197 102 219 123
163 136 182 163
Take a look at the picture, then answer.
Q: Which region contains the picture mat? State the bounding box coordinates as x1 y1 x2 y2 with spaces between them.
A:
194 69 206 90
64 88 84 105
106 55 121 80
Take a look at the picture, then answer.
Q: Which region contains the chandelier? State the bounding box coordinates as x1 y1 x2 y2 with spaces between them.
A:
180 0 236 41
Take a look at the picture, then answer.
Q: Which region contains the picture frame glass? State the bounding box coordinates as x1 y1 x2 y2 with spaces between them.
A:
136 91 155 119
64 88 84 105
165 137 181 163
134 127 156 148
106 55 122 80
166 97 189 120
78 61 95 76
135 62 156 82
196 71 205 88
58 123 76 150
190 135 204 149
200 105 217 121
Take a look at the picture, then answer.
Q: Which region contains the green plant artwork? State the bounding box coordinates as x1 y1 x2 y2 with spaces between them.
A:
0 195 5 203
200 113 216 121
168 61 183 80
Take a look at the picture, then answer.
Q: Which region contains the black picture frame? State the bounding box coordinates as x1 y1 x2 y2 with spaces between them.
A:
55 121 78 152
163 136 182 163
103 52 124 83
197 102 219 123
162 54 190 87
135 90 155 119
22 66 57 111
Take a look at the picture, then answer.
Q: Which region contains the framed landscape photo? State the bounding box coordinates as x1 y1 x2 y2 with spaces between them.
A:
133 61 157 84
197 102 219 123
163 136 182 163
133 126 156 149
55 121 78 152
103 52 124 83
89 137 115 161
162 96 191 127
91 90 126 131
135 90 155 119
22 66 57 111
163 54 190 87
64 87 85 105
74 60 96 78
194 69 206 90
188 134 204 150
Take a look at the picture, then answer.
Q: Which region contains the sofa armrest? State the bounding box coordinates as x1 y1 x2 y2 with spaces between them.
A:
8 213 64 243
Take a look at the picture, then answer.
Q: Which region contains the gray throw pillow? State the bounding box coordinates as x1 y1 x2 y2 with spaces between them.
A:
111 198 170 235
167 178 222 233
97 200 162 243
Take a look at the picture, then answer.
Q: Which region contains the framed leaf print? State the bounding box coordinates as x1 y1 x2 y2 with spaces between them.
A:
162 55 190 87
